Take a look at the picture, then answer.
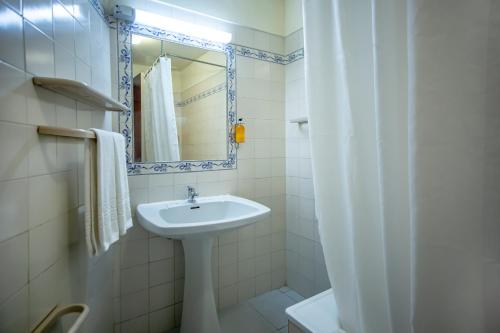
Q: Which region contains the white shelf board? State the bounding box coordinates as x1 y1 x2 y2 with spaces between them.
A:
32 77 128 112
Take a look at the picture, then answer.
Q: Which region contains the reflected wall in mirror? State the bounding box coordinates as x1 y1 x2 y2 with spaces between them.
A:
131 34 228 163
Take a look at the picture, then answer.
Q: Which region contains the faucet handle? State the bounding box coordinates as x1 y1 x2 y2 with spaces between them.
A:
187 186 198 203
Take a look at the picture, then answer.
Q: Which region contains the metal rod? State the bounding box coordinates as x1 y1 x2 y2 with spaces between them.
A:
144 52 226 77
163 52 226 68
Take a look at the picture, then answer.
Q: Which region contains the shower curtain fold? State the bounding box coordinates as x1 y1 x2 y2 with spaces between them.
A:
303 0 500 332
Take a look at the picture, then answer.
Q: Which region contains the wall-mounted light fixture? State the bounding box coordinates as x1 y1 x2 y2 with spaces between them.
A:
134 9 232 44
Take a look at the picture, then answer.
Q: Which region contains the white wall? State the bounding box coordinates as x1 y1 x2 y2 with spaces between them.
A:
106 0 304 37
111 14 288 331
284 0 303 36
178 70 226 160
0 0 114 332
284 30 330 297
108 0 286 36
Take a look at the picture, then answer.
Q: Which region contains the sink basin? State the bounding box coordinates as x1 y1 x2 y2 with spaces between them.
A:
136 194 271 333
136 194 270 239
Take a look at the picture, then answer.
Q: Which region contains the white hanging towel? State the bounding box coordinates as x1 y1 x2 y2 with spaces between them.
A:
85 129 133 256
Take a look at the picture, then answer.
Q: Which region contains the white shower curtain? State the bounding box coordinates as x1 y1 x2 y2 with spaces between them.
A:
142 57 180 162
303 0 500 332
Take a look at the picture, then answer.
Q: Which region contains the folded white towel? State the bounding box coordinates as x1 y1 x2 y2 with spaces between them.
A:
85 129 133 256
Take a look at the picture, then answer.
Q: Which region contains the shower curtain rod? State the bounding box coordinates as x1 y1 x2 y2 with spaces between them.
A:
144 52 226 78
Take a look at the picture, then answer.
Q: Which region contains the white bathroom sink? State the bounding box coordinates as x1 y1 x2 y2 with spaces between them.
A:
136 194 270 239
136 194 271 333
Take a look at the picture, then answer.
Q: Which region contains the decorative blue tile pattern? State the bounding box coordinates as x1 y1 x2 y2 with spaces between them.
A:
118 21 237 175
88 0 106 21
235 45 304 65
176 83 226 107
285 48 305 64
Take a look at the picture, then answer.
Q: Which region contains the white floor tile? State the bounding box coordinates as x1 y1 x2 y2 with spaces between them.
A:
278 286 290 293
219 303 276 333
248 290 296 329
169 288 302 333
285 290 305 303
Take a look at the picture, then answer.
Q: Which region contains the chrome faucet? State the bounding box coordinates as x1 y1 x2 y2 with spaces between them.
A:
187 186 199 203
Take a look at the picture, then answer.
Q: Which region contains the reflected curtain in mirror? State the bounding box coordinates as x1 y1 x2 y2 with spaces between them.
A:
140 57 180 162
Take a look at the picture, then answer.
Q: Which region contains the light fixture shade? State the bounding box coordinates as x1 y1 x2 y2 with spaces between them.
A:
135 10 232 44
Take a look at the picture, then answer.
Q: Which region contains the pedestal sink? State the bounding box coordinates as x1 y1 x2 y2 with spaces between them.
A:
136 194 271 333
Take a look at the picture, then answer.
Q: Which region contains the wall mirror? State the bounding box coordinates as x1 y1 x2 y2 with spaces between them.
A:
118 22 236 175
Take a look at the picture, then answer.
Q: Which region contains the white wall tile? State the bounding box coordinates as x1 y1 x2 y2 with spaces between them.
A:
121 238 148 268
75 58 90 84
0 286 29 333
149 258 174 286
29 259 70 328
220 243 238 266
24 21 54 77
54 44 75 80
0 3 24 69
284 30 330 296
121 289 148 321
23 0 52 37
149 237 174 261
0 61 27 124
28 134 57 176
120 314 148 333
0 178 28 242
121 264 148 295
149 305 175 333
28 171 77 228
26 80 56 127
238 239 255 261
29 215 68 279
149 282 174 311
0 1 115 331
74 21 90 64
73 0 90 27
3 0 21 13
0 122 30 181
53 1 75 53
255 254 271 275
220 263 237 287
0 233 28 304
237 277 256 302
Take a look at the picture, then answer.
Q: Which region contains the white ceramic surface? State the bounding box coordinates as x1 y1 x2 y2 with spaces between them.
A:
285 289 342 333
137 194 271 333
136 194 271 239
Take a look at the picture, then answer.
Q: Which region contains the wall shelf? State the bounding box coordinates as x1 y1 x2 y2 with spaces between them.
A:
32 77 129 112
289 116 309 124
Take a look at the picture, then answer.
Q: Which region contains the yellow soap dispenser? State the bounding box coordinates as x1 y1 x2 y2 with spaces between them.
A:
234 118 245 144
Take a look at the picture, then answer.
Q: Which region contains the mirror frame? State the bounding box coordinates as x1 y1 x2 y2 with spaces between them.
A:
117 20 237 175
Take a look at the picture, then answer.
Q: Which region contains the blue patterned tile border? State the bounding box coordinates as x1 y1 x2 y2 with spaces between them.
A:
285 48 305 64
118 21 237 175
88 0 106 22
235 45 304 65
176 83 226 107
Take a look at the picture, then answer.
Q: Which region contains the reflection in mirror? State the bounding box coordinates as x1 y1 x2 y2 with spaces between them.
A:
131 34 227 163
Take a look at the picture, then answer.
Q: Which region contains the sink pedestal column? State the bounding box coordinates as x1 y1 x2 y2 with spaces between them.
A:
180 237 220 333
